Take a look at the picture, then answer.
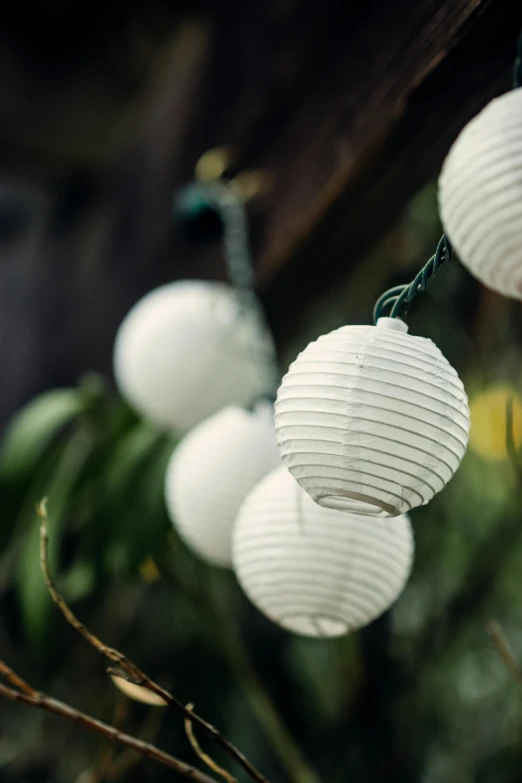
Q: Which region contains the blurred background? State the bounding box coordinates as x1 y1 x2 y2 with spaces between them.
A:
2 1 522 781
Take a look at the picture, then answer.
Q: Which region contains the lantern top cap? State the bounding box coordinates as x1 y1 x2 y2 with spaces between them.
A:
376 317 408 334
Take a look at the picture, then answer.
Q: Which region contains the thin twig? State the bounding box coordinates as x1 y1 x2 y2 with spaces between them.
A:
185 703 238 783
486 619 522 684
91 695 129 782
106 703 167 781
0 658 36 695
0 676 217 783
154 548 320 783
36 499 268 783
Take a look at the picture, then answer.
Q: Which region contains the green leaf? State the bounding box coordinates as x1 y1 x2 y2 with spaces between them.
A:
106 422 165 504
17 510 58 647
0 440 64 555
105 434 175 575
122 437 175 572
0 389 85 483
95 423 169 551
16 429 95 647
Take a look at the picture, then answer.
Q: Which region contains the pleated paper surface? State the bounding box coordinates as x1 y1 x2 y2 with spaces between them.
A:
439 89 522 300
233 465 413 638
275 320 469 516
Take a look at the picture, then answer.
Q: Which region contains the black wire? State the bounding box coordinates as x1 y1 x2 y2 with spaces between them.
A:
372 236 453 323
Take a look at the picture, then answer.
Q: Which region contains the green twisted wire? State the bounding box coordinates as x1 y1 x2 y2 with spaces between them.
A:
174 180 280 396
374 30 522 325
372 235 453 323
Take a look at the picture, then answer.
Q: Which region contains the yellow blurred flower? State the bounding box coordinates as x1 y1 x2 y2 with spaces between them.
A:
139 556 160 584
469 385 522 461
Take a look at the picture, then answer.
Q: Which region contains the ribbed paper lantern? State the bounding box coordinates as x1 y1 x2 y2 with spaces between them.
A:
165 402 281 566
275 317 470 517
114 280 274 431
439 89 522 299
233 466 413 638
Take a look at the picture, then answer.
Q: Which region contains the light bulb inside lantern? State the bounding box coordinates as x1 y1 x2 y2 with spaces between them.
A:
275 318 470 516
164 402 281 567
439 89 522 300
233 465 414 638
114 280 275 431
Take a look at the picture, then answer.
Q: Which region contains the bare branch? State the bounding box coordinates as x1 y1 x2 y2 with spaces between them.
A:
105 707 166 781
185 703 238 783
0 674 217 783
91 695 129 782
154 548 320 783
0 658 36 696
38 499 130 670
36 499 268 783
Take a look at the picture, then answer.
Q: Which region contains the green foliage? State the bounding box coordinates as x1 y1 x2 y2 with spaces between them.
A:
100 422 174 574
0 388 86 484
0 378 177 646
5 184 522 783
16 430 95 645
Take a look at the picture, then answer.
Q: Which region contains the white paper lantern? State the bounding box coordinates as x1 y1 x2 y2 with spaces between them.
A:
439 89 522 299
114 280 275 431
275 317 470 517
233 465 413 638
164 402 281 567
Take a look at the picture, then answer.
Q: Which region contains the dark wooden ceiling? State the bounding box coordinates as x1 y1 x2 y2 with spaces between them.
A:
0 0 520 424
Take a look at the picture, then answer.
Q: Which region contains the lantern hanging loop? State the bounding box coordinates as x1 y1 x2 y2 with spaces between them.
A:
372 234 453 323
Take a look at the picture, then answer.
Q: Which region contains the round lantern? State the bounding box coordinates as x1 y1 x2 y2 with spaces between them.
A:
439 89 522 299
114 279 275 431
164 402 281 567
233 465 413 638
275 317 470 517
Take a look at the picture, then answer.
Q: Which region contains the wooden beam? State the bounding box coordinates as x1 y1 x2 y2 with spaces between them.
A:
104 0 521 342
258 0 522 337
0 0 520 423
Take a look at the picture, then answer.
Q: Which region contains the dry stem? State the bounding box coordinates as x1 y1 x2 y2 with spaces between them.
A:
36 499 268 783
105 706 166 781
0 657 36 695
0 674 217 783
185 703 238 783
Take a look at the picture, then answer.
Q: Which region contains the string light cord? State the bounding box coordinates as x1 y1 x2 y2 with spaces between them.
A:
177 180 280 396
374 31 522 324
372 235 453 323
